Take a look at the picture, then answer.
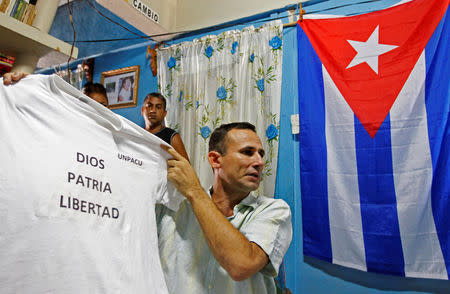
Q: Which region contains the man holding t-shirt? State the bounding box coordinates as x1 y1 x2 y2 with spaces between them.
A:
160 122 292 294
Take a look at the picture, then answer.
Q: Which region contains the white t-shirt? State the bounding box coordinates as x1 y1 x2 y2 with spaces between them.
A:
0 74 183 294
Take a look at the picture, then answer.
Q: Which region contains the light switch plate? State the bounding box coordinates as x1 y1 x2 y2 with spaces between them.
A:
291 114 299 134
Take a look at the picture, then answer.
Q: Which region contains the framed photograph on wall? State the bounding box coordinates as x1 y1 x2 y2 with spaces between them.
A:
100 66 140 109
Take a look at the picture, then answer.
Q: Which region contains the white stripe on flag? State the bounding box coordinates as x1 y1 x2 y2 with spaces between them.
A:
390 52 447 279
323 66 367 271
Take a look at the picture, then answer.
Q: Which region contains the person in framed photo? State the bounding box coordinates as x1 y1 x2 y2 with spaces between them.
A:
117 76 134 102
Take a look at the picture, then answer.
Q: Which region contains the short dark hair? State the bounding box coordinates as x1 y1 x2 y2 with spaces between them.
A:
144 92 167 110
209 122 256 154
83 82 107 97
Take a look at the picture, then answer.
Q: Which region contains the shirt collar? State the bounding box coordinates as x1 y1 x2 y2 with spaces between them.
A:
207 188 260 210
238 192 260 209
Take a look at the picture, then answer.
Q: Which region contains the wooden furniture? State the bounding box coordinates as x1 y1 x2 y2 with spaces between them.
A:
0 0 78 73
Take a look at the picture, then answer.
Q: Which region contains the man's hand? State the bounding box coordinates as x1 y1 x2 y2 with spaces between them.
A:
162 145 203 200
2 72 29 85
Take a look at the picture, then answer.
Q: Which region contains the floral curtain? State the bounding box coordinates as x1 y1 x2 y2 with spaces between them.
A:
157 20 283 197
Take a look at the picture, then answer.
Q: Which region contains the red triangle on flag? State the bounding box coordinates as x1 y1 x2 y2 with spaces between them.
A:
299 0 449 138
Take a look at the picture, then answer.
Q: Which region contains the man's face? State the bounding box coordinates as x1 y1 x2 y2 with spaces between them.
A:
142 97 167 126
83 64 92 82
216 129 265 194
88 92 108 107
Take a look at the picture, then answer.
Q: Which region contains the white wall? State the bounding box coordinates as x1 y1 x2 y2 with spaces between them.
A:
133 0 299 33
174 0 298 31
132 0 178 32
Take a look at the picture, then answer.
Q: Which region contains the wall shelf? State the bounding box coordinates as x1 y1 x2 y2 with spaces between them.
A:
0 13 78 73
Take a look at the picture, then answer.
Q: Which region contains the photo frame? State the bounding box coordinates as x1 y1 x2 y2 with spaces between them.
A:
100 66 140 109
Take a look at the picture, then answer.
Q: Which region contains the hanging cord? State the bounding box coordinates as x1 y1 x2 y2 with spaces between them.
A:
67 0 76 82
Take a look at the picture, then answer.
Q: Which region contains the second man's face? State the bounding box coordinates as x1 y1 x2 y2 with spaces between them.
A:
143 96 167 126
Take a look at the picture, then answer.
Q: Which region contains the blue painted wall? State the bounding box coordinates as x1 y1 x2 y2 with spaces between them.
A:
92 45 155 127
45 0 450 293
49 0 149 60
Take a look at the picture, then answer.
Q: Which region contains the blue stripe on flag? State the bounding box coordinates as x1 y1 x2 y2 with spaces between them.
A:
425 9 450 279
298 25 332 262
354 114 405 276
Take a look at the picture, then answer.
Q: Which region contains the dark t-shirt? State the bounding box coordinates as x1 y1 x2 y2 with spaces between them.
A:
154 127 177 145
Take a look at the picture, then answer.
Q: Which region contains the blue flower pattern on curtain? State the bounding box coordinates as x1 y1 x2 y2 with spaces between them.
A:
157 21 283 196
200 126 212 139
205 45 214 58
167 57 176 69
231 41 239 54
216 86 227 100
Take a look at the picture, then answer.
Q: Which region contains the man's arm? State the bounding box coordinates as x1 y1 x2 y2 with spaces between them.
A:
170 133 190 162
164 146 269 281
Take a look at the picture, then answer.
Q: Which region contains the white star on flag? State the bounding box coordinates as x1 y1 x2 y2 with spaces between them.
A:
346 25 398 74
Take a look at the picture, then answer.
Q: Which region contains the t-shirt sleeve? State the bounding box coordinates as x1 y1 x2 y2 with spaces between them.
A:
153 145 185 211
156 180 184 211
242 199 292 277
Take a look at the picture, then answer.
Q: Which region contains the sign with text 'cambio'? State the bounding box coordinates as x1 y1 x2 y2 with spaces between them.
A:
129 0 159 24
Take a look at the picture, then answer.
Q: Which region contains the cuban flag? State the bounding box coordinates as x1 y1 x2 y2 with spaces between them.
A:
298 0 449 279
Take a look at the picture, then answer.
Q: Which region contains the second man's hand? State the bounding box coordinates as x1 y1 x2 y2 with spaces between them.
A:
161 145 204 200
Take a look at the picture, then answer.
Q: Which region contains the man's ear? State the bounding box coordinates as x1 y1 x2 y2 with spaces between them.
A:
208 151 221 169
